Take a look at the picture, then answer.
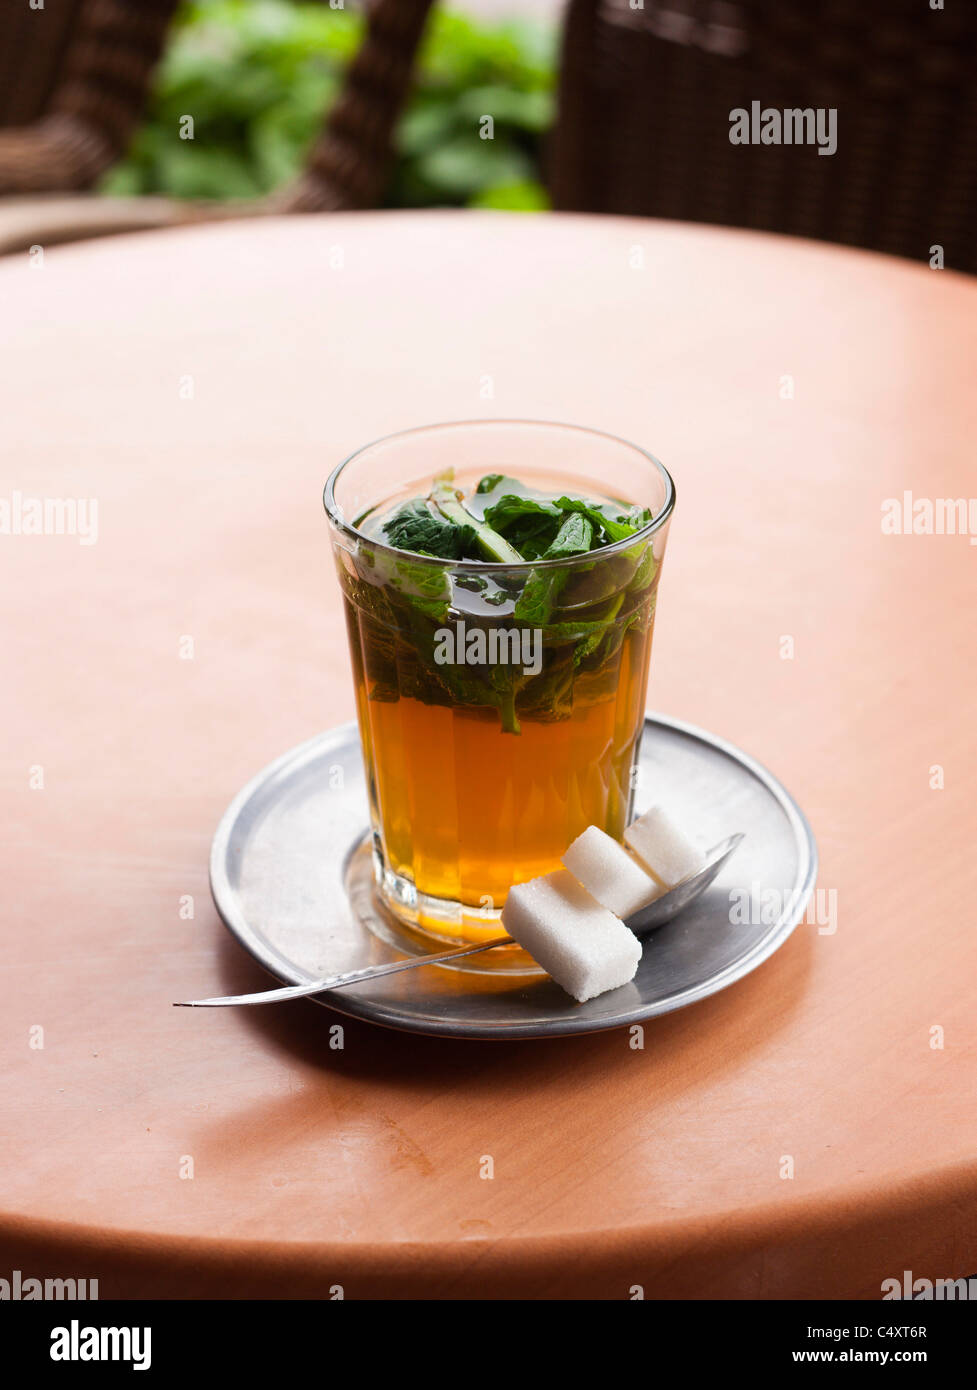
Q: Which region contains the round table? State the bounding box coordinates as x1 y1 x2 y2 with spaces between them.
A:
2 211 975 1299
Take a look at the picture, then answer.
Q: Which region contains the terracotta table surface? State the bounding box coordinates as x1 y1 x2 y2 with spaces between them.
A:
2 211 976 1301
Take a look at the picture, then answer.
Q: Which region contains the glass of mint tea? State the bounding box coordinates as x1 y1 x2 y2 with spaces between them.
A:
324 421 675 945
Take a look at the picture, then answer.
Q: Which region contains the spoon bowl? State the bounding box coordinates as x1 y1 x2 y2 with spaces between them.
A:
627 832 745 933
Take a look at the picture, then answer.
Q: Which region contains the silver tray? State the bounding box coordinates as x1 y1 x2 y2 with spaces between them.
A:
209 715 817 1039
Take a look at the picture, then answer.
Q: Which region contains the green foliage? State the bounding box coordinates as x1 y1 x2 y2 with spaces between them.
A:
380 498 476 561
101 0 556 208
552 496 651 544
428 475 525 564
361 472 660 731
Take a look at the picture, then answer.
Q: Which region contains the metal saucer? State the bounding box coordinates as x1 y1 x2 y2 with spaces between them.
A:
209 714 817 1039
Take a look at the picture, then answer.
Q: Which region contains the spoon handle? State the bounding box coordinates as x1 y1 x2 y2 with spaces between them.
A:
174 934 514 1007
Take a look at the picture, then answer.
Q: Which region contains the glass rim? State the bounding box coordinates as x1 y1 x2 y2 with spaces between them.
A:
322 419 676 573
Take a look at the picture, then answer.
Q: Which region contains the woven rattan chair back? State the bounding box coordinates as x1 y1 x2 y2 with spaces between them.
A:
551 0 977 272
0 0 180 191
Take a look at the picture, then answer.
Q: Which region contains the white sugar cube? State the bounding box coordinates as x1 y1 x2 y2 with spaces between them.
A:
502 869 642 1002
624 805 706 889
562 825 663 919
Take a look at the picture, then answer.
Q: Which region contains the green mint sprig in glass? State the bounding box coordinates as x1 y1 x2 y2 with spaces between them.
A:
346 470 659 734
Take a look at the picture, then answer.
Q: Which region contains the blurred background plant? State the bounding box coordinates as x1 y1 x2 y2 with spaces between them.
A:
101 0 557 210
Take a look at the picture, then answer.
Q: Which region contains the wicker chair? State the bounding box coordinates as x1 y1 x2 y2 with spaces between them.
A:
0 0 182 192
0 0 437 209
0 0 83 129
277 0 437 212
551 0 977 272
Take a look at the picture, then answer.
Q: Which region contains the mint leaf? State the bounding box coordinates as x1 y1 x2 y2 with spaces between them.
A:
544 593 626 667
544 511 592 557
382 556 452 622
430 477 524 564
381 499 475 559
513 512 592 624
510 519 563 560
627 541 658 591
553 497 644 545
475 473 525 498
482 492 561 559
483 493 561 529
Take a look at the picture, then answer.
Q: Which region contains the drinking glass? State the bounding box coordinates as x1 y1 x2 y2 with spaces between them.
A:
324 421 675 944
